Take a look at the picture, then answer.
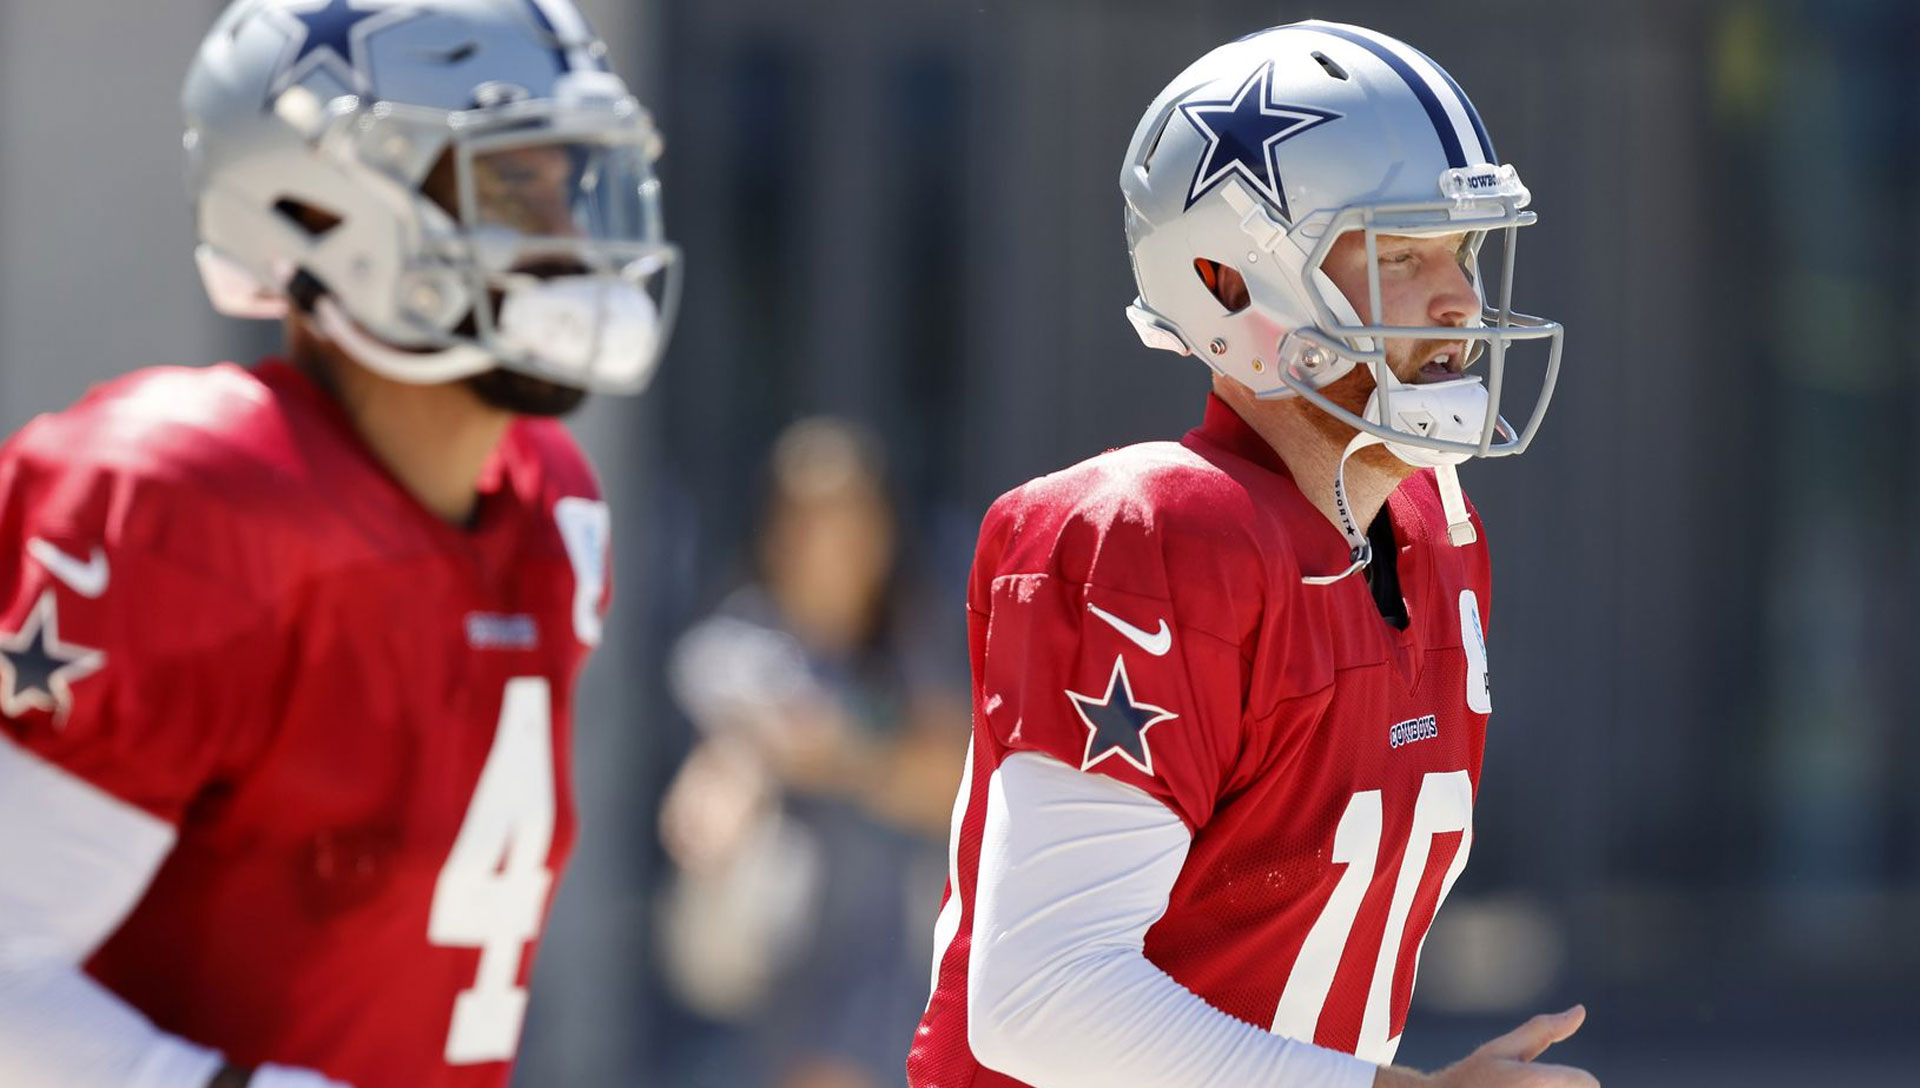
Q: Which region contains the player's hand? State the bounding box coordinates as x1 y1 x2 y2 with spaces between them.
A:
1374 1006 1598 1088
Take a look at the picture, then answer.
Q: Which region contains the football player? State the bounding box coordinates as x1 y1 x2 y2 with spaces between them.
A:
0 2 676 1087
910 22 1595 1088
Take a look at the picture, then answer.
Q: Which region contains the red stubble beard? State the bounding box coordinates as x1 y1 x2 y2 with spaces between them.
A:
1292 350 1429 478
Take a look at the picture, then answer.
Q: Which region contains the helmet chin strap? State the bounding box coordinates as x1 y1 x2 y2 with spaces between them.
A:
314 297 496 385
1433 464 1477 547
1299 424 1478 589
1301 430 1383 586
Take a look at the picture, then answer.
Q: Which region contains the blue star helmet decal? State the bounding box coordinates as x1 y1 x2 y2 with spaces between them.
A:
1178 60 1341 218
1066 655 1178 776
266 0 424 97
0 591 105 725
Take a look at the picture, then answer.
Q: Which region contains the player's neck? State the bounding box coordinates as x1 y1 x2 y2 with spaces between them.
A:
1213 378 1414 539
1279 431 1409 542
302 344 514 527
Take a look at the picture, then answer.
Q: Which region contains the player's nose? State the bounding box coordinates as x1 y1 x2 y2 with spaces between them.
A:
1428 256 1480 327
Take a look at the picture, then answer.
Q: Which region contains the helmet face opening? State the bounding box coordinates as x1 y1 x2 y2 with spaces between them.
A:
421 118 679 392
314 95 681 393
425 140 647 242
1280 191 1563 459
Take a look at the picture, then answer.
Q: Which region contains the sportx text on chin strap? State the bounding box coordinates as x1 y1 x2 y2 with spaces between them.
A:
1300 435 1477 587
1301 431 1381 587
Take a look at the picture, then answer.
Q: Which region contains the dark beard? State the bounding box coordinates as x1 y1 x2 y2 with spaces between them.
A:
465 368 589 417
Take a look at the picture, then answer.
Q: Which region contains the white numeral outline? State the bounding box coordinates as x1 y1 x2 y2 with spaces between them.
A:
1271 771 1473 1064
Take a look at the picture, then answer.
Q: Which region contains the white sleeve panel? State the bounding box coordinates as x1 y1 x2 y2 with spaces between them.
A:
967 752 1378 1088
0 733 177 965
0 733 223 1087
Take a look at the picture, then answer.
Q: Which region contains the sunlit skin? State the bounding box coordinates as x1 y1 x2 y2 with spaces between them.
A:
288 144 584 525
1385 1006 1594 1088
1322 230 1476 387
1212 231 1479 543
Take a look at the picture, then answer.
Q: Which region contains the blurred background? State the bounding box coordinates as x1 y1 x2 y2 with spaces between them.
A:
2 0 1917 1084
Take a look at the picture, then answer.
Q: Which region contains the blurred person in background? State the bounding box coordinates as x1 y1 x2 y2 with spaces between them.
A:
660 417 970 1088
911 21 1595 1088
0 2 676 1087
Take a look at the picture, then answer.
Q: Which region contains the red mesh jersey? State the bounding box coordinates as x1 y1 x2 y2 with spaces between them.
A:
909 395 1494 1085
0 362 612 1088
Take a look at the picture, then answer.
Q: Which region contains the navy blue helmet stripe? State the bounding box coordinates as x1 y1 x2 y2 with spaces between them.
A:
519 0 573 74
1310 24 1468 169
1430 60 1496 162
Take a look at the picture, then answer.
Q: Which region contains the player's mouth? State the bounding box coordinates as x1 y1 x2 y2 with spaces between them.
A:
1416 342 1467 383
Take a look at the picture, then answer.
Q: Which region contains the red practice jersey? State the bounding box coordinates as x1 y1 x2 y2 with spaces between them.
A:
910 395 1495 1085
0 363 613 1088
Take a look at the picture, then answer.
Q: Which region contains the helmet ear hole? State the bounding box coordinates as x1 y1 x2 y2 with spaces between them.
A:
273 198 343 238
1194 258 1250 313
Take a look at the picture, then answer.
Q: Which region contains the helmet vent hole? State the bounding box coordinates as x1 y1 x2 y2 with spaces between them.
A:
1141 109 1175 176
273 198 343 239
1194 258 1250 314
1311 51 1349 81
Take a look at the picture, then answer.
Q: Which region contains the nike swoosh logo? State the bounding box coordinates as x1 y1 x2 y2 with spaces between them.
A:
27 538 110 599
1087 602 1172 657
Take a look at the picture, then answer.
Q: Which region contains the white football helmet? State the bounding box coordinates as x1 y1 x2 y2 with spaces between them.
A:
1121 21 1561 468
183 0 680 395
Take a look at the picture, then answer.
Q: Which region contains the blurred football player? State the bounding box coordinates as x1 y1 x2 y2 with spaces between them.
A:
911 22 1595 1088
0 2 677 1087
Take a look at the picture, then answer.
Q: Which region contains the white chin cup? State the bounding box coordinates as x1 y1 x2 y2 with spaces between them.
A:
496 275 662 390
1364 373 1490 467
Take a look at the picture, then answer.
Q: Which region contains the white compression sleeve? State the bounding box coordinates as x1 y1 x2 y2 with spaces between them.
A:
0 732 221 1088
967 752 1378 1088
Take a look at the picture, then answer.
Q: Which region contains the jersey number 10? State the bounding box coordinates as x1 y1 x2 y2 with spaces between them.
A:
1270 770 1474 1065
428 677 558 1064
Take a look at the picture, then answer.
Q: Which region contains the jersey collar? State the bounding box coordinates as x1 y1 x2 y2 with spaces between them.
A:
254 358 523 535
1188 392 1291 477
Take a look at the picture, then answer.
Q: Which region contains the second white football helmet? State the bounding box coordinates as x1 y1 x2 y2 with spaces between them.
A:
183 0 680 396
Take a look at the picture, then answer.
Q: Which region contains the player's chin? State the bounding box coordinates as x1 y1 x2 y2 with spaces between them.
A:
465 368 590 418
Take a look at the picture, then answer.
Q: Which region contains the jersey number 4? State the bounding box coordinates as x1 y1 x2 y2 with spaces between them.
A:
1271 770 1473 1064
428 677 557 1064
